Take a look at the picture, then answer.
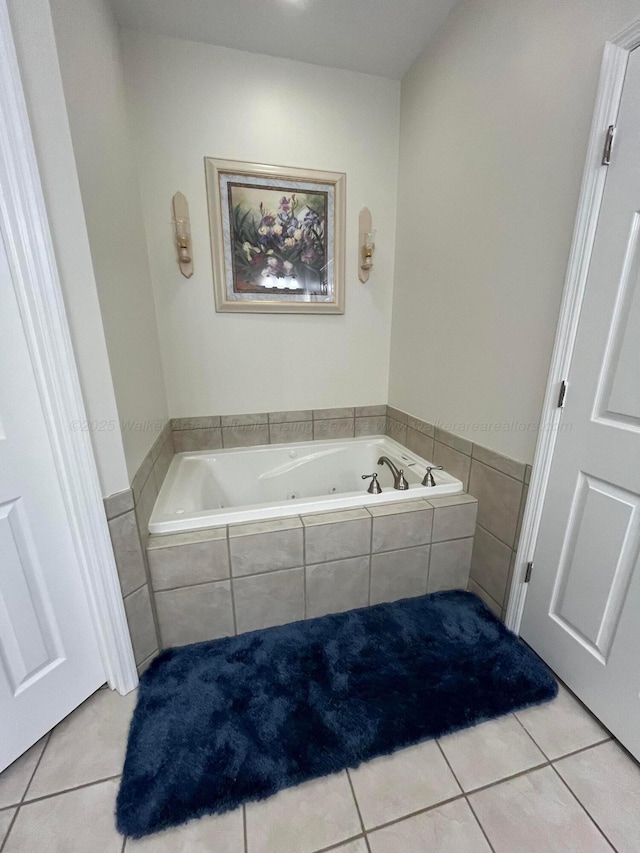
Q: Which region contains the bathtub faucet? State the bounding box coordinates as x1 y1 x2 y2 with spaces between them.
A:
377 456 409 490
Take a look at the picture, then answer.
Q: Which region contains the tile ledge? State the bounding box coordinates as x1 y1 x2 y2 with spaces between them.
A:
301 507 371 525
366 499 432 517
147 526 227 549
426 493 478 508
228 517 303 537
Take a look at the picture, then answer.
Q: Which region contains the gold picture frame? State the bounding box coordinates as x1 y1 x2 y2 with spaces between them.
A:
205 158 345 314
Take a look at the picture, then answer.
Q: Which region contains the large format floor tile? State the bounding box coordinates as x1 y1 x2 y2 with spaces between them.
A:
555 740 640 853
0 809 16 846
515 683 608 759
0 737 47 808
438 714 545 791
27 689 137 799
468 766 612 852
125 806 244 852
3 778 122 853
348 740 460 829
244 771 361 853
368 798 491 853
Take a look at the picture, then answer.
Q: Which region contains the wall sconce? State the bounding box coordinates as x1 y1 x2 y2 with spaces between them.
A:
172 192 193 278
358 207 375 283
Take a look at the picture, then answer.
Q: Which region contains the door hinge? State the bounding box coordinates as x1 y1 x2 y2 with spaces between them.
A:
557 380 567 408
602 124 616 165
524 562 534 583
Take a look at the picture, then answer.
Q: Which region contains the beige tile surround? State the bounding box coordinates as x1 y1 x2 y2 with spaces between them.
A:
386 408 531 619
171 405 388 451
104 403 529 670
104 420 174 673
146 495 478 649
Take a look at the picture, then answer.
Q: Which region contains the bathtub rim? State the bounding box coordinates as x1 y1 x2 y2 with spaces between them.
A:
149 435 463 535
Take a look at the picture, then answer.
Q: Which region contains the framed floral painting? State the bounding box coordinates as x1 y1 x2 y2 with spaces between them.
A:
205 158 345 313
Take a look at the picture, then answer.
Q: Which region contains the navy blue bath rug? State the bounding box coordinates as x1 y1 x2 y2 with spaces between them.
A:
117 590 557 838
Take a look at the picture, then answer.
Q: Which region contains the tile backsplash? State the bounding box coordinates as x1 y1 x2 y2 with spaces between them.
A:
386 407 530 620
171 405 387 451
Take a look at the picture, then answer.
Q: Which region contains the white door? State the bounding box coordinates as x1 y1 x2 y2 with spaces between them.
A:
521 47 640 760
0 232 106 770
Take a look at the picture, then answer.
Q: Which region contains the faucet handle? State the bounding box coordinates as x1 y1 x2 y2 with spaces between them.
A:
422 465 444 487
362 473 383 494
396 469 410 490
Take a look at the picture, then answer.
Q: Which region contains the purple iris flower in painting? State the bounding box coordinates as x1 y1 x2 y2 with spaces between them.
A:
301 244 317 264
231 188 326 293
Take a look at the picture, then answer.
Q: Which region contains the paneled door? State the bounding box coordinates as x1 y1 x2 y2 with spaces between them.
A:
0 231 106 770
521 47 640 760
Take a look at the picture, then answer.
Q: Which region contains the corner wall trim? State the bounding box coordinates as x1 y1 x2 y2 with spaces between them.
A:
0 0 137 693
505 18 640 632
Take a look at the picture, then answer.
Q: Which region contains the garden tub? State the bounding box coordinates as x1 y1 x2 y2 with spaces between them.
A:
149 436 463 534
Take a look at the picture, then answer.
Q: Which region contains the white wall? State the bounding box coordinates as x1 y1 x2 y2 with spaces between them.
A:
49 0 168 481
7 0 129 496
388 0 640 463
120 31 400 417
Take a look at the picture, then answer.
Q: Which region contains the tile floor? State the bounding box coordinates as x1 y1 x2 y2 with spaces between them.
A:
0 680 638 852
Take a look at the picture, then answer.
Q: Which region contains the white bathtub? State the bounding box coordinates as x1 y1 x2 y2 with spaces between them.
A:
150 436 463 534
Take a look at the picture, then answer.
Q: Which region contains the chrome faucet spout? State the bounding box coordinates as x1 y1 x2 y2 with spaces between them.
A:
377 456 409 490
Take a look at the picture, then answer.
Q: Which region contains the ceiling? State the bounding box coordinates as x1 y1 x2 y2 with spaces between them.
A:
109 0 459 80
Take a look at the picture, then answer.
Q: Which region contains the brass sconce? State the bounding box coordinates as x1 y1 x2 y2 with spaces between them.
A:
172 192 193 278
358 207 375 283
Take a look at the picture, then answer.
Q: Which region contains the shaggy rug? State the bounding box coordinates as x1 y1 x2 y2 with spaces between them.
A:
117 590 557 838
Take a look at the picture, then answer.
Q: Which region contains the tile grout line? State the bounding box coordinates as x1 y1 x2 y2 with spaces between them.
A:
122 580 149 601
226 526 239 636
21 732 51 804
467 573 503 616
549 677 616 741
242 804 248 853
511 709 553 762
464 795 497 853
474 520 519 554
345 769 372 853
548 763 618 851
512 706 612 764
469 452 526 484
359 791 467 836
302 522 307 619
105 505 135 523
425 505 434 593
135 649 158 675
18 773 123 808
0 731 51 853
435 738 496 852
310 831 369 853
367 512 373 605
